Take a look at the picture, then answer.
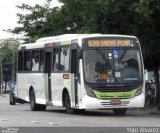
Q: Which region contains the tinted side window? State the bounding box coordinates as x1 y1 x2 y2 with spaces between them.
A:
64 47 70 71
24 51 32 71
59 47 70 72
40 50 44 72
59 48 65 71
32 50 40 72
18 51 23 71
53 49 59 72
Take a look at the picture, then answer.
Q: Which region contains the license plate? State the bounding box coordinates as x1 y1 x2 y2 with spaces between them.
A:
110 99 121 105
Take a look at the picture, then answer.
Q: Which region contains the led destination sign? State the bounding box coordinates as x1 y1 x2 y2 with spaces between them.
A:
87 39 133 47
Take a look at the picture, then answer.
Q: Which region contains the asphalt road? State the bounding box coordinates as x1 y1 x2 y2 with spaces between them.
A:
0 93 160 133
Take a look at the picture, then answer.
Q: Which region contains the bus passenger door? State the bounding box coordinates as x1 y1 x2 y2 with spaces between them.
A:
71 49 79 106
45 51 52 103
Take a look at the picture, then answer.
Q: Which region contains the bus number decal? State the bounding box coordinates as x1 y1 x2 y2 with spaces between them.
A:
87 40 132 47
99 74 112 80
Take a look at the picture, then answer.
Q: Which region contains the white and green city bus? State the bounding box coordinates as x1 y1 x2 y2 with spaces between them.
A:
17 34 145 115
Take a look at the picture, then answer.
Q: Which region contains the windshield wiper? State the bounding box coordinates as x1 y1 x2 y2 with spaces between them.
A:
119 49 127 62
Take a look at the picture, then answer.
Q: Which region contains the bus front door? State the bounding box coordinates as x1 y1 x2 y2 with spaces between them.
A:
71 49 79 106
45 51 52 103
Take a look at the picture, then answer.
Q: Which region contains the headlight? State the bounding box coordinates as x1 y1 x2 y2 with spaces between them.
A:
85 85 96 98
136 84 143 96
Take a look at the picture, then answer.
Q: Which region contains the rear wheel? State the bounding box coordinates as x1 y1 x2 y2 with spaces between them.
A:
38 104 46 111
113 108 127 115
30 89 38 111
30 90 46 111
65 93 76 114
9 92 16 105
9 93 12 105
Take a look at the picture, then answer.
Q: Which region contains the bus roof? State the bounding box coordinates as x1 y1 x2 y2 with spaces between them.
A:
18 34 137 50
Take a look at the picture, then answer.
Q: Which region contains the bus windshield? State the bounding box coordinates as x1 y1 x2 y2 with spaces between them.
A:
83 49 143 84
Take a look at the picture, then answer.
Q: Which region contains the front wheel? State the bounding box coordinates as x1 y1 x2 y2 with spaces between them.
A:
113 108 127 115
65 93 76 114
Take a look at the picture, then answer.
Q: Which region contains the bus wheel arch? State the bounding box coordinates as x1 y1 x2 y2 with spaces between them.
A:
62 88 75 114
29 86 46 111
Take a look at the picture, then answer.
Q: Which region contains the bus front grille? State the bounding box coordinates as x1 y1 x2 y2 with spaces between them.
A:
94 86 137 92
100 101 130 107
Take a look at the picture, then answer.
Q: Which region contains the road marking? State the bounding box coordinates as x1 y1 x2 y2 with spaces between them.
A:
30 121 39 124
1 119 8 121
50 122 59 126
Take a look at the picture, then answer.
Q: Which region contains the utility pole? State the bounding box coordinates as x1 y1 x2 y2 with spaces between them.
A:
1 60 4 93
12 47 15 83
0 61 1 93
0 53 3 93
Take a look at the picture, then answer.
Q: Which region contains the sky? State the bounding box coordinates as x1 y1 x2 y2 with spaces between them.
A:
0 0 60 39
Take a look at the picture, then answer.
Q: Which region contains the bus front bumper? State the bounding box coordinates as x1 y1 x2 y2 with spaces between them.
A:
81 93 145 109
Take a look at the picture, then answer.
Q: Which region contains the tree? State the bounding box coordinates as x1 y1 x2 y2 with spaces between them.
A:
0 39 19 93
133 0 160 104
13 1 59 42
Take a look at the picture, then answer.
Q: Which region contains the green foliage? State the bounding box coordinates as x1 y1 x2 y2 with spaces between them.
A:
133 0 160 70
13 1 59 42
13 0 141 38
133 0 160 103
0 39 19 81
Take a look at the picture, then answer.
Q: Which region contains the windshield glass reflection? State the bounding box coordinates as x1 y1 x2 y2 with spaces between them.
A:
83 49 142 84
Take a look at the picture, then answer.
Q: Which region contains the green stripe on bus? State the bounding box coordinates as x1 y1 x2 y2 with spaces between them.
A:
60 40 71 45
93 89 137 99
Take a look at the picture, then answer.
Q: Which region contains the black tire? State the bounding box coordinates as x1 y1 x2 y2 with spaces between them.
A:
37 104 46 111
9 95 12 105
9 93 12 105
30 89 39 111
113 108 127 115
77 109 85 114
65 93 75 114
9 92 16 105
12 95 16 105
30 89 46 111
